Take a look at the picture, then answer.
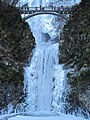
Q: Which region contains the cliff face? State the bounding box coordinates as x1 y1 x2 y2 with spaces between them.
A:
1 0 19 5
60 0 90 117
0 2 35 111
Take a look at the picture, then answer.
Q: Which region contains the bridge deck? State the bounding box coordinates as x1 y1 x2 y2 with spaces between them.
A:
18 6 72 20
18 6 72 14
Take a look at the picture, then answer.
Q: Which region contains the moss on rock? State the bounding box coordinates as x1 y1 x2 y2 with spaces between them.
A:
0 3 35 111
59 0 90 116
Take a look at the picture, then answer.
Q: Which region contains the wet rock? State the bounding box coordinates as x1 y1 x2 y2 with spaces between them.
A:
59 0 90 117
0 3 35 111
2 0 19 6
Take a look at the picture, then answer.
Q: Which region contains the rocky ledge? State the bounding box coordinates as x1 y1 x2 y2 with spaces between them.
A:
59 0 90 117
0 2 35 112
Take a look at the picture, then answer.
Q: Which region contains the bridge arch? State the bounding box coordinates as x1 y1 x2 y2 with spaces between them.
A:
23 12 67 20
18 6 71 20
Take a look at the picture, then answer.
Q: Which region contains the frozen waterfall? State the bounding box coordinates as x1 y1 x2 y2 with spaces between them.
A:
23 0 66 113
24 42 62 111
1 1 88 120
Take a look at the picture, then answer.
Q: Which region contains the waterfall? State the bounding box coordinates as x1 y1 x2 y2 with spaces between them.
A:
23 0 67 113
24 42 59 111
1 1 87 120
16 0 81 115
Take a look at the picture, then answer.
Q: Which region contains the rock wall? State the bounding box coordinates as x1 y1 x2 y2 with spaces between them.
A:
59 0 90 117
0 2 35 112
1 0 19 5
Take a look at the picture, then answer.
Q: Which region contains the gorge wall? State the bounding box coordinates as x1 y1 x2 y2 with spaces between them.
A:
1 0 19 5
60 0 90 117
0 1 35 112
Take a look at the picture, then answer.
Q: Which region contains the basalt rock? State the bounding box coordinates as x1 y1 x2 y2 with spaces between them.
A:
1 0 19 6
59 0 90 117
0 2 35 112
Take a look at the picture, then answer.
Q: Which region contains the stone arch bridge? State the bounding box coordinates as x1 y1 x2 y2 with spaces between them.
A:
17 6 72 20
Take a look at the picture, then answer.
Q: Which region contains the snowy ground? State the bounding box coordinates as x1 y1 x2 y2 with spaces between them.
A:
0 112 89 120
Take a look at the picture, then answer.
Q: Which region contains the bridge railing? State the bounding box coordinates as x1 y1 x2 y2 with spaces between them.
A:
18 6 72 12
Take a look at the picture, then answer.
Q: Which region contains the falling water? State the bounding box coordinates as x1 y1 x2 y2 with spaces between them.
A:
14 0 81 115
22 0 67 113
1 0 86 119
